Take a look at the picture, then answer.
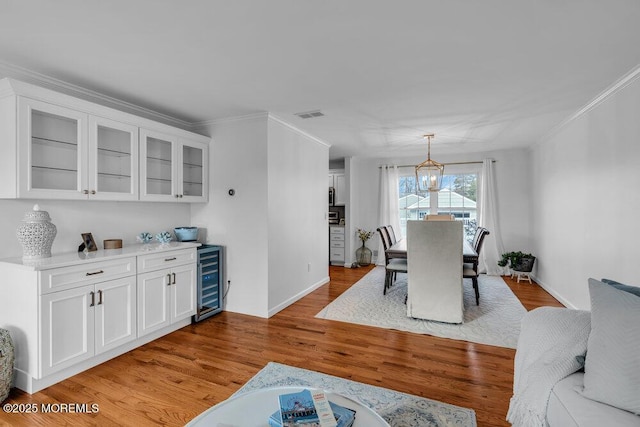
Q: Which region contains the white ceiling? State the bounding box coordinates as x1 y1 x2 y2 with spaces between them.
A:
1 1 640 160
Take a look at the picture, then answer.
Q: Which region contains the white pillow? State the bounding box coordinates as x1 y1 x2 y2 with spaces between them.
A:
581 278 640 414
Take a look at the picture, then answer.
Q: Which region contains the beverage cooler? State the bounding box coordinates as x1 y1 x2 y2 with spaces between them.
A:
194 245 224 322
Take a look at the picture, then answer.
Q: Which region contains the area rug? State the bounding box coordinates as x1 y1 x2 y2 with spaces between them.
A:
234 362 476 426
316 266 526 348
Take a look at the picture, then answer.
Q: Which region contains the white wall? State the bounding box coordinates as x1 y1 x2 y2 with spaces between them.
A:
191 114 330 318
531 74 640 309
267 119 329 314
347 148 533 267
191 115 270 317
346 157 379 265
0 199 190 259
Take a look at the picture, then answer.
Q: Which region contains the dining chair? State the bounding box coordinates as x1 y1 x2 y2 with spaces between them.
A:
463 227 490 305
385 225 397 245
384 225 401 284
379 226 392 248
377 226 407 295
470 226 483 253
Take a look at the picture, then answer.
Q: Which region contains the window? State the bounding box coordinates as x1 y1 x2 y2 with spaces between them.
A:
398 170 478 240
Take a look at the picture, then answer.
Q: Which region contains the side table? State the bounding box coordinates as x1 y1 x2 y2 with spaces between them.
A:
187 386 389 426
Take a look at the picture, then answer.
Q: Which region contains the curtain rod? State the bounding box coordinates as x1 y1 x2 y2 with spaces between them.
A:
379 160 496 169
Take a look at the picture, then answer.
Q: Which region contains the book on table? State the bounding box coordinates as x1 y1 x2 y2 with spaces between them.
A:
269 389 356 427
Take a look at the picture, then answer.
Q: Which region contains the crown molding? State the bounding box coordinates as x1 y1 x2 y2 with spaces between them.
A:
192 112 269 129
268 113 331 148
0 61 194 129
194 112 331 148
538 63 640 145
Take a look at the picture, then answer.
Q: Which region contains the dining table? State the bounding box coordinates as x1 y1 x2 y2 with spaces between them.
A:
386 237 478 263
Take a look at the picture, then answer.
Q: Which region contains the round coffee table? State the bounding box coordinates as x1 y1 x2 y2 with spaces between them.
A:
187 386 390 426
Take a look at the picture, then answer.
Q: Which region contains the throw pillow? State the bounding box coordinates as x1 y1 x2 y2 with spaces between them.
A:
600 278 640 298
581 278 640 414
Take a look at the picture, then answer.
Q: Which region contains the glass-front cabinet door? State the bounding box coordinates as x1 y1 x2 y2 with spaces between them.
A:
18 98 88 199
88 117 139 200
179 140 208 202
140 128 177 201
140 129 208 202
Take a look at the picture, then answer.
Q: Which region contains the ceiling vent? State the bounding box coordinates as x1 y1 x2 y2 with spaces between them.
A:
295 110 324 119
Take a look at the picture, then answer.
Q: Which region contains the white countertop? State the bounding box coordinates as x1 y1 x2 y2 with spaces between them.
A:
0 241 201 271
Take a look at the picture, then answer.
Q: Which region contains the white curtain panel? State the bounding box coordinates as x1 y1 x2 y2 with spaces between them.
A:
479 158 506 275
377 165 402 265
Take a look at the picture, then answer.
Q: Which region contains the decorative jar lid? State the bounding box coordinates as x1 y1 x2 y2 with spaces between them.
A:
22 204 52 222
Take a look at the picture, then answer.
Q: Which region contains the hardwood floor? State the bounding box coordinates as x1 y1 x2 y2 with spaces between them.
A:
1 266 562 427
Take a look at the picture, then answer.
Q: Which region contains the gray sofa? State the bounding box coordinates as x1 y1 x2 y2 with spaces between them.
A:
507 278 640 426
546 369 639 426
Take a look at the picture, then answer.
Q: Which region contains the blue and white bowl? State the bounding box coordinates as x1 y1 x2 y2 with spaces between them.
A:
174 227 198 242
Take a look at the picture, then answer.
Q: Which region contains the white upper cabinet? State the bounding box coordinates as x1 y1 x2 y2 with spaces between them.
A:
88 116 139 200
18 98 88 199
329 170 346 206
0 78 209 202
179 140 208 202
140 128 177 202
140 129 208 202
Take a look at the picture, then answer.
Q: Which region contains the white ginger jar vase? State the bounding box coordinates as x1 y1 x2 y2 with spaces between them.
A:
16 204 57 260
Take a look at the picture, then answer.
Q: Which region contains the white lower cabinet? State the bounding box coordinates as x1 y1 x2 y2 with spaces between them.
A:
0 242 198 393
40 276 136 377
40 284 95 377
137 263 196 337
329 226 345 265
95 277 136 354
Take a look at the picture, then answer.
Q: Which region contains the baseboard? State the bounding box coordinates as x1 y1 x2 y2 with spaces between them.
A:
12 317 192 394
267 276 330 317
531 275 578 309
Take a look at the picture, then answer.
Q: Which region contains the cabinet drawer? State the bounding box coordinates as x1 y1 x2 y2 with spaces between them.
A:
330 234 344 242
137 248 196 273
330 248 345 260
330 240 345 248
40 257 136 295
329 227 344 235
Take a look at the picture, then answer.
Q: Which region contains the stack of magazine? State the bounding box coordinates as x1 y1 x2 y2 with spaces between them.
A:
268 389 356 427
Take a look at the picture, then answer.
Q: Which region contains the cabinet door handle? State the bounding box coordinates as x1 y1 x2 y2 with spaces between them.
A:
83 189 89 195
171 272 176 284
167 273 172 286
97 290 103 305
164 257 177 262
91 190 96 195
86 270 104 276
89 291 95 307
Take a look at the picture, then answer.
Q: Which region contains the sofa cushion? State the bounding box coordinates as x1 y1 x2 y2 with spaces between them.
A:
506 307 591 426
548 373 640 427
600 278 640 297
581 278 640 414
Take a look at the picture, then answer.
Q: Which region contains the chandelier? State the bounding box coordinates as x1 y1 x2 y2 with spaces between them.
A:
415 134 444 194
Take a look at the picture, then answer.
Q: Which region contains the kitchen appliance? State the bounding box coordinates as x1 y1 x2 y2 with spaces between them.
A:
328 211 339 224
329 187 335 206
193 245 223 322
174 227 198 242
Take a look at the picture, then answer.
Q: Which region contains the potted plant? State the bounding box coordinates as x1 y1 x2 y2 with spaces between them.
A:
498 251 536 273
355 229 374 266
